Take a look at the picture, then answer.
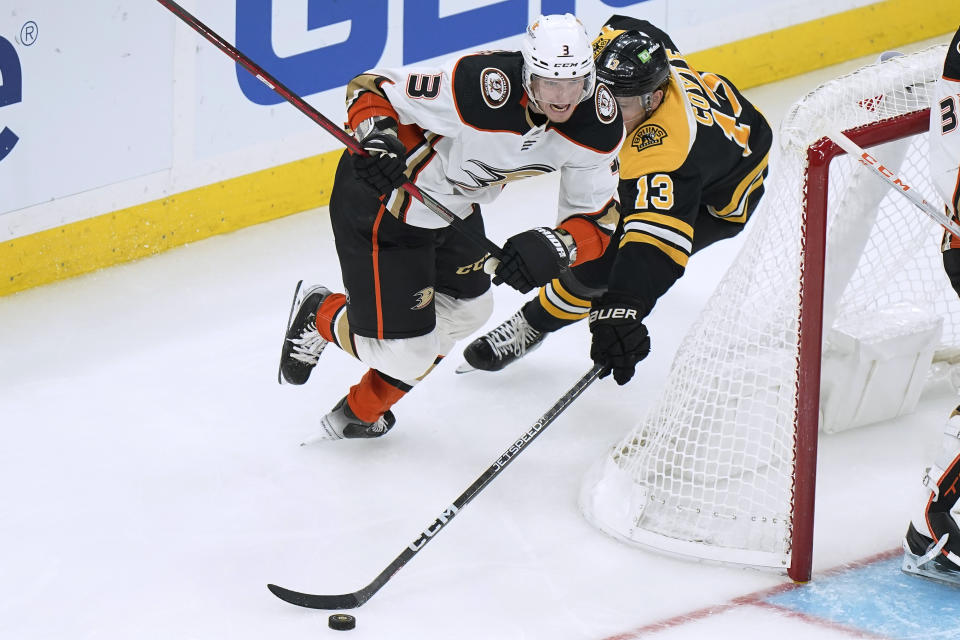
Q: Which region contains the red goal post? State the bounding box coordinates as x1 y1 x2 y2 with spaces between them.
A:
581 46 950 582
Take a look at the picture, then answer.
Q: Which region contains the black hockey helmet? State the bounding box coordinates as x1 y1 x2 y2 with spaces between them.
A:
595 30 670 97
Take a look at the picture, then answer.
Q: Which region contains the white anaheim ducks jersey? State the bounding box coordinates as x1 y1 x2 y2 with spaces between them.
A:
931 27 960 218
345 51 623 234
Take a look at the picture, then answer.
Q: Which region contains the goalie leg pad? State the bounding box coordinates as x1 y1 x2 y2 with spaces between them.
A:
903 407 960 584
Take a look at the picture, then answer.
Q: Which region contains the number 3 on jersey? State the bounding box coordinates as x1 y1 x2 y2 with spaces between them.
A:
635 174 675 210
940 96 958 134
406 73 442 99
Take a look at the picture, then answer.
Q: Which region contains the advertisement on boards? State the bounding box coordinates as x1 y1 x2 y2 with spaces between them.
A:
2 0 876 232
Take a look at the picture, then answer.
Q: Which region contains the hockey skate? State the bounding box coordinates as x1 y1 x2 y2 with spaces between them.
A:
278 281 333 385
902 522 960 587
901 409 960 587
302 396 397 444
457 309 547 373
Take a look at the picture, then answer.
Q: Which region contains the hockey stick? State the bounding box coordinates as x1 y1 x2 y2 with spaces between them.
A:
154 0 504 261
827 128 960 239
267 363 604 609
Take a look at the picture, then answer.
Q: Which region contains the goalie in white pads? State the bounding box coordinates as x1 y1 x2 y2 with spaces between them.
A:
460 15 771 384
902 25 960 587
276 14 623 440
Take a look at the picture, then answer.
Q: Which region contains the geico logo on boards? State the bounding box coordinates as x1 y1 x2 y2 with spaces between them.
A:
233 0 653 106
0 36 22 163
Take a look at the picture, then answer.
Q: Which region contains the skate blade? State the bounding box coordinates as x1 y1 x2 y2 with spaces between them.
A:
277 280 305 385
300 417 345 445
902 554 960 587
455 361 477 374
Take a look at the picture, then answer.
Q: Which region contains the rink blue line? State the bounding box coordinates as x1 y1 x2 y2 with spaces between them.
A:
763 554 960 640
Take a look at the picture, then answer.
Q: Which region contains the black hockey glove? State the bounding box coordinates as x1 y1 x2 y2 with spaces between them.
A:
589 293 651 386
492 227 573 294
351 131 407 197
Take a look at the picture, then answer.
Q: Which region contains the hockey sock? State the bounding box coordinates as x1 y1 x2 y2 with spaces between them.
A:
524 278 591 332
346 368 412 423
314 293 359 357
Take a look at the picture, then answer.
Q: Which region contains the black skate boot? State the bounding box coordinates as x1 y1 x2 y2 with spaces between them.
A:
902 409 960 586
902 521 960 586
302 396 397 443
278 281 333 385
458 309 547 373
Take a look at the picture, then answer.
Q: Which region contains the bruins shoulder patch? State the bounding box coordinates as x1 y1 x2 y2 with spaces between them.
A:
480 67 510 109
595 83 617 124
631 124 668 151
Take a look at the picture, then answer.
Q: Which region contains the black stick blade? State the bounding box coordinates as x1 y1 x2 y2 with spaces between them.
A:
267 583 363 610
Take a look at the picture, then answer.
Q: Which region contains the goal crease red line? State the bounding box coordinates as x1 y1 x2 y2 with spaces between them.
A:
598 547 902 640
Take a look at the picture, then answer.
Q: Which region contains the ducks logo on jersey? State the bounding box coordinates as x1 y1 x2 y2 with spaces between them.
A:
411 287 435 310
481 68 511 109
595 83 617 124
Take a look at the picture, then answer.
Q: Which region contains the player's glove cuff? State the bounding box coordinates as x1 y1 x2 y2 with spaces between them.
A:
351 122 407 197
492 227 574 294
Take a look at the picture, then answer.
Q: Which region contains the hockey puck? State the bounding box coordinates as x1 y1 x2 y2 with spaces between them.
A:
328 613 356 631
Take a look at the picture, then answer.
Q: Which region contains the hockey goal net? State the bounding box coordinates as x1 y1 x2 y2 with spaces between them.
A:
580 44 953 581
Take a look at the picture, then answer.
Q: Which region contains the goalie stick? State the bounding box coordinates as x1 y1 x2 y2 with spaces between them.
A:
154 0 504 263
267 364 604 610
827 127 960 240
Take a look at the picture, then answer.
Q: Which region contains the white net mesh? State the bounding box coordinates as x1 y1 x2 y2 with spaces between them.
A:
581 45 950 572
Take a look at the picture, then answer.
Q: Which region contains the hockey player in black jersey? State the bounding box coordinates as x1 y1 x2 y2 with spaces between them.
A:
461 15 772 385
276 14 625 440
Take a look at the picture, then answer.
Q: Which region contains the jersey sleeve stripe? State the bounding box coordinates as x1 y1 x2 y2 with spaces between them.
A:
346 75 399 131
622 220 693 253
708 151 769 220
385 132 442 222
620 232 690 267
624 211 694 238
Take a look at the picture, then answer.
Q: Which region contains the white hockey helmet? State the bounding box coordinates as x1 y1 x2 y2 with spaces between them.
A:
521 14 596 108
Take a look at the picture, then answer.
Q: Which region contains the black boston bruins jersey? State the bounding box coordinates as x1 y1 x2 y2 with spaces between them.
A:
598 16 773 312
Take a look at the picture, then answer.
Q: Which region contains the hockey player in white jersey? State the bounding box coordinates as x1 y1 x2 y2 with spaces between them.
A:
902 25 960 587
276 14 623 439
